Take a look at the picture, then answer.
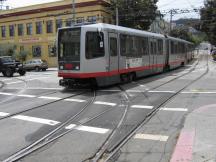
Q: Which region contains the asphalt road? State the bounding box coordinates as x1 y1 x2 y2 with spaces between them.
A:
0 52 215 162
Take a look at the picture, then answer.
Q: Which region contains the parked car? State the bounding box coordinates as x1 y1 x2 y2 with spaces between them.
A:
211 50 216 61
0 56 26 77
24 59 48 71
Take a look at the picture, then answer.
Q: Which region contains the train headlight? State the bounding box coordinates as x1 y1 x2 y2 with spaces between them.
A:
75 66 80 70
59 65 64 70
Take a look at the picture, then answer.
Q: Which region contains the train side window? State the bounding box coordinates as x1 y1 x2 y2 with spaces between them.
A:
120 34 126 56
134 37 142 57
171 41 175 54
86 32 105 59
142 38 149 56
110 37 117 56
126 36 133 57
120 34 133 57
157 39 163 55
150 41 156 55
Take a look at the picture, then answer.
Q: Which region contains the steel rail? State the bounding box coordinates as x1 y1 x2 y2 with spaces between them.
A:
101 55 209 162
2 58 202 162
3 90 97 162
0 90 87 121
81 59 201 162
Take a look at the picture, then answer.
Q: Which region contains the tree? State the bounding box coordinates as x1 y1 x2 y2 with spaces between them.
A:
16 50 29 62
110 0 158 30
170 27 205 46
200 0 216 45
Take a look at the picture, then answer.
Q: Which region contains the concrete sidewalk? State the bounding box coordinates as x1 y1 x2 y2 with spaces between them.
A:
171 104 216 162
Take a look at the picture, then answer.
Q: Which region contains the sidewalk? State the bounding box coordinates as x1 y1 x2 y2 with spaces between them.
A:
171 104 216 162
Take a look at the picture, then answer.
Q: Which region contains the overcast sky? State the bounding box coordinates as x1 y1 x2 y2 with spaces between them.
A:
3 0 204 20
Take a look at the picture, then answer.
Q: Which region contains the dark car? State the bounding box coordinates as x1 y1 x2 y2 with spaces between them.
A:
23 59 48 71
0 56 26 77
211 50 216 61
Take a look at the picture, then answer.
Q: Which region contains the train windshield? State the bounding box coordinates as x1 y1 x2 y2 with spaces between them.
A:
58 28 81 61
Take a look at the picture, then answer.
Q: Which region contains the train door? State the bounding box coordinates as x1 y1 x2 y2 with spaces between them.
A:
108 33 119 72
165 39 170 69
149 38 157 72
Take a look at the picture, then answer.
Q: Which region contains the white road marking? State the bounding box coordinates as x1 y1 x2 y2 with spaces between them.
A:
64 98 86 103
3 87 63 90
131 105 154 109
139 84 147 87
0 112 10 117
65 124 109 134
160 108 188 112
98 89 121 92
27 77 49 81
2 79 12 81
0 92 13 96
7 81 23 85
38 96 62 100
17 94 36 98
94 101 117 106
181 91 216 94
11 115 60 126
126 90 142 93
134 134 169 142
148 90 176 93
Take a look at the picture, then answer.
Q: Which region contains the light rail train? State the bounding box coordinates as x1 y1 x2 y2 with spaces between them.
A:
57 23 194 87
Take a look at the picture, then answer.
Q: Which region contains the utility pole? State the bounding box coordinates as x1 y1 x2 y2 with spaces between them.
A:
160 8 201 34
115 0 119 25
169 9 174 33
72 0 76 25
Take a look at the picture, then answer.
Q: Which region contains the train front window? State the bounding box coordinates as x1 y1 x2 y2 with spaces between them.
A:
58 28 80 61
86 32 105 59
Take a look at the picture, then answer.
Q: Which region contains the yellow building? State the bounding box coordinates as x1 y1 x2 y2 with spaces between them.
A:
0 0 111 67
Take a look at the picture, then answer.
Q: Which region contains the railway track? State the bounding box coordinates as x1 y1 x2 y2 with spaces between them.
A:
2 56 207 162
92 55 209 162
3 90 97 162
0 81 4 89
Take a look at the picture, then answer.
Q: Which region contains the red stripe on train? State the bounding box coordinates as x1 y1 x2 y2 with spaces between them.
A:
58 63 164 78
58 61 183 78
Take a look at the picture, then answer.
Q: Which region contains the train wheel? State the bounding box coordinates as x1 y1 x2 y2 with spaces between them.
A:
130 72 136 81
90 78 98 90
120 74 129 83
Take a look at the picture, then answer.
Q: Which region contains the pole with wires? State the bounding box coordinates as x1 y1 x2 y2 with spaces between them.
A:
72 0 76 25
115 0 119 25
169 9 174 33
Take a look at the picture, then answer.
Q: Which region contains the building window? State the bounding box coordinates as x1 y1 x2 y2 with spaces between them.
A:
18 24 24 36
36 21 43 34
32 46 41 57
48 45 57 57
1 26 6 38
66 19 72 27
46 20 53 33
20 46 24 51
26 23 33 35
87 16 97 23
76 17 84 24
9 25 15 37
56 19 62 31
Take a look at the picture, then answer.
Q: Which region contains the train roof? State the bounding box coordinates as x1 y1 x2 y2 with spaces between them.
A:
60 23 193 45
167 36 193 45
83 23 193 44
82 23 165 38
